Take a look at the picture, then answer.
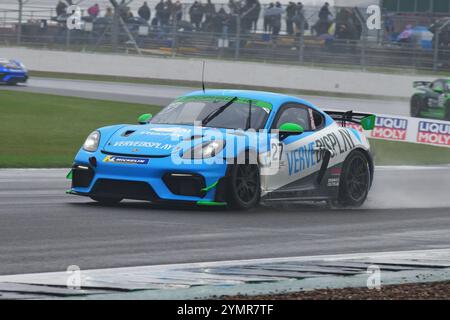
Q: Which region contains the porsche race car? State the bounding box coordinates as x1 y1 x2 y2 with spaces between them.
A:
67 90 376 209
0 58 28 85
411 78 450 120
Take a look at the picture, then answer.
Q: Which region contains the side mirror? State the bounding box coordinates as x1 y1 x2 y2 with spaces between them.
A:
278 122 304 139
138 113 152 124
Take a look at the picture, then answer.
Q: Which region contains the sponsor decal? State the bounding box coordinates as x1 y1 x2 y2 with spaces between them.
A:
287 129 355 176
287 142 316 175
315 129 356 160
371 116 407 141
113 141 174 150
327 177 340 187
417 121 450 146
103 155 149 164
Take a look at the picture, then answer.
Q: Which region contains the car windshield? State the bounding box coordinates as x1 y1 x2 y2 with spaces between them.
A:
150 95 272 130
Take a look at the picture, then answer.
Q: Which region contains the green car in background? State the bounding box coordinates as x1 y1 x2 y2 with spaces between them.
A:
410 78 450 120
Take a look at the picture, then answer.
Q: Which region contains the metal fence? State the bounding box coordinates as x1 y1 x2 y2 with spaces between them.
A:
0 2 449 73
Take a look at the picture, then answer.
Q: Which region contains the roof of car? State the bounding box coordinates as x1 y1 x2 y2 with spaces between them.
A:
183 89 321 111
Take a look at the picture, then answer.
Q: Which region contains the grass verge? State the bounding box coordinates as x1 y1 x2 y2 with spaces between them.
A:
370 139 450 166
0 90 160 168
0 90 448 168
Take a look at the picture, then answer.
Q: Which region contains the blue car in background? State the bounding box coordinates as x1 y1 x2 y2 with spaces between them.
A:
68 90 376 210
0 58 28 85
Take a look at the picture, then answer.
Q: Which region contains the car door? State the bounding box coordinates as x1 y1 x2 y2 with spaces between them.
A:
262 103 324 193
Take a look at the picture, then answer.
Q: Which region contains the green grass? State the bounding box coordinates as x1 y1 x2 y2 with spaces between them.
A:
0 90 448 167
370 139 450 165
0 90 161 168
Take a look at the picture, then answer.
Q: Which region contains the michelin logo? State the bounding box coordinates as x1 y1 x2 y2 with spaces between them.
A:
103 156 149 165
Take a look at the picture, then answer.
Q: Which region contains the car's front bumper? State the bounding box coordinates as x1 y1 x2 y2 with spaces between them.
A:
68 149 229 206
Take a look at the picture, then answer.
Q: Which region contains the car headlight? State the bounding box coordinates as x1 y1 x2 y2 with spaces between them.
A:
182 140 225 159
83 131 100 152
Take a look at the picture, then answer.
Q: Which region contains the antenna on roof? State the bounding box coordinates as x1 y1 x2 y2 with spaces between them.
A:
201 61 206 94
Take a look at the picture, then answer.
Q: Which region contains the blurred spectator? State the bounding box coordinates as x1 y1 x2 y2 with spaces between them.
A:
160 1 172 26
105 6 113 17
286 2 296 35
335 7 361 40
241 0 260 32
138 2 151 21
397 24 413 43
155 0 164 25
318 2 332 21
266 2 282 36
56 0 67 17
250 0 261 32
172 1 183 22
127 7 134 19
263 3 274 33
204 0 216 29
213 7 230 34
292 2 307 34
313 2 333 35
87 3 100 18
189 1 204 30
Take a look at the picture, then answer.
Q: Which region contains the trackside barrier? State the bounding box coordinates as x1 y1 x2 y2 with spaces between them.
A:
342 114 450 148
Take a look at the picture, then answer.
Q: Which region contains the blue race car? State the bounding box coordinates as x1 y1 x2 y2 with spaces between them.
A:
0 58 28 85
68 90 376 209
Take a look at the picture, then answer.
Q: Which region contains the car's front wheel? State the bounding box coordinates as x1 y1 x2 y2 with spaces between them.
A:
336 150 370 207
90 196 123 205
227 164 261 210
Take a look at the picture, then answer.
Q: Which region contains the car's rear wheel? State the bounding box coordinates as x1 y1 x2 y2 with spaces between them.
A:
228 164 261 210
336 150 370 207
410 94 424 117
90 196 123 205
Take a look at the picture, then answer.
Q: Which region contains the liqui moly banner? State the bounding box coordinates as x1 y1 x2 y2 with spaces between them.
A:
340 114 450 148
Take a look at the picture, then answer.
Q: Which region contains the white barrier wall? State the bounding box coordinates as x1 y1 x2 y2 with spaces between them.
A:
0 47 437 98
346 114 450 148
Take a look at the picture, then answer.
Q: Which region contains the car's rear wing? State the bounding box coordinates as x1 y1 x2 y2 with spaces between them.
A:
413 81 432 88
324 110 376 130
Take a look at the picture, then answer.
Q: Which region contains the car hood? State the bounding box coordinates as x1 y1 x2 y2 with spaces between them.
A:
102 124 267 157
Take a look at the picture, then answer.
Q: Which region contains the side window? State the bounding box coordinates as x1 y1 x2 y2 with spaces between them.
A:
311 109 325 130
274 105 311 131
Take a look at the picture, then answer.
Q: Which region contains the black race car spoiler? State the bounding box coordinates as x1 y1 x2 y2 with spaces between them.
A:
413 81 432 88
324 110 376 130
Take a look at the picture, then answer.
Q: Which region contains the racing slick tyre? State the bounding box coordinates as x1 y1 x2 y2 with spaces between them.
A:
227 164 261 210
410 94 424 118
90 196 123 205
336 150 370 207
6 80 18 86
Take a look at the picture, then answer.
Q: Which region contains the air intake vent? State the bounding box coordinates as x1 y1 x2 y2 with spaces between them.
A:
121 130 136 137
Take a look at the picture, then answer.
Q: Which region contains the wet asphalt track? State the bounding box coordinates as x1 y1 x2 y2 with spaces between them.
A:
1 77 410 115
0 166 449 276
